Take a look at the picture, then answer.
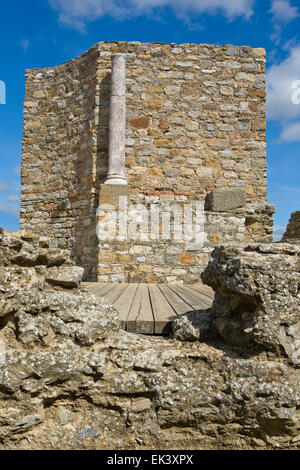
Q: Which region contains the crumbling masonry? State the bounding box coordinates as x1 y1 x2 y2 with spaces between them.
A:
282 211 300 244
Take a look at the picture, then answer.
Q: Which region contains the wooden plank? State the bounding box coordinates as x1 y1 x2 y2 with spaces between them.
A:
126 284 154 334
88 284 117 297
182 285 213 307
84 286 102 295
148 284 177 335
83 282 106 292
189 287 215 303
83 283 213 336
159 285 194 316
83 285 103 295
114 284 139 330
168 285 208 310
189 283 215 299
82 282 99 288
82 282 104 294
181 285 213 308
94 284 116 295
103 283 129 304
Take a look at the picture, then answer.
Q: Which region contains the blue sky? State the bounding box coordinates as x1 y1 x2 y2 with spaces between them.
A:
0 0 300 239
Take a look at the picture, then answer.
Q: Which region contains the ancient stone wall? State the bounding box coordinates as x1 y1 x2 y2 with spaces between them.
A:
21 44 100 280
20 41 273 282
282 211 300 244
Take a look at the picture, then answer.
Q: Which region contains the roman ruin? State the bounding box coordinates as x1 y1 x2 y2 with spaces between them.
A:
20 41 274 283
0 41 298 451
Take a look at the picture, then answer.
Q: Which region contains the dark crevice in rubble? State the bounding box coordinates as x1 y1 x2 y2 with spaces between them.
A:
0 384 16 396
10 256 38 268
43 392 95 409
0 311 17 330
159 420 197 430
108 391 156 399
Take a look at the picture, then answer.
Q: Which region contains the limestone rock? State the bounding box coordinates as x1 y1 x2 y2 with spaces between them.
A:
202 243 300 362
0 230 69 268
16 291 120 347
46 266 85 288
172 315 200 341
0 231 300 450
76 426 99 440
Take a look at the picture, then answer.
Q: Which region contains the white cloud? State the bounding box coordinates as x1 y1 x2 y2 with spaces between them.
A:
20 39 30 53
13 165 21 176
267 47 300 121
276 185 300 192
267 46 300 143
269 1 299 44
0 193 20 218
270 0 299 23
49 0 254 31
279 121 300 141
0 180 18 193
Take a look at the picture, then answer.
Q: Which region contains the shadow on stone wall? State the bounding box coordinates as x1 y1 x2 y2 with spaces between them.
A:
72 54 111 281
97 74 111 187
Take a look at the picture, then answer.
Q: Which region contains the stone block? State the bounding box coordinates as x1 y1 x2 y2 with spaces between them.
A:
130 116 150 128
46 266 84 288
99 184 129 210
206 189 246 212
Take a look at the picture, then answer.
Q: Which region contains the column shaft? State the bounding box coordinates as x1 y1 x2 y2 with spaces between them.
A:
105 53 127 185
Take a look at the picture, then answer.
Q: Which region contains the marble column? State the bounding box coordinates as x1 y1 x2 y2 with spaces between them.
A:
105 53 127 185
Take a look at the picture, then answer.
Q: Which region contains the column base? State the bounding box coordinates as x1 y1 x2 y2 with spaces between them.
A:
104 175 127 185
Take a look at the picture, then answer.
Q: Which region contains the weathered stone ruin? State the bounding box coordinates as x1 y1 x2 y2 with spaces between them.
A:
0 41 299 450
20 41 274 283
202 243 300 363
282 211 300 245
0 230 299 450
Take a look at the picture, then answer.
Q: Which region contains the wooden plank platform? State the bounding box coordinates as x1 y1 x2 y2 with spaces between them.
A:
82 283 214 335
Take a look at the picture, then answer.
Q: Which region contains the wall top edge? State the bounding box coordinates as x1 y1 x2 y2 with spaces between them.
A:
24 40 266 74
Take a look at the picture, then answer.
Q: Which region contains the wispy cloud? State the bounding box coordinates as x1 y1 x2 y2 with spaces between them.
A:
48 0 254 31
20 39 30 53
270 0 299 23
0 180 18 193
0 203 19 218
13 165 21 176
270 1 299 44
276 185 300 192
273 225 286 241
0 182 11 193
279 121 300 142
6 194 20 203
